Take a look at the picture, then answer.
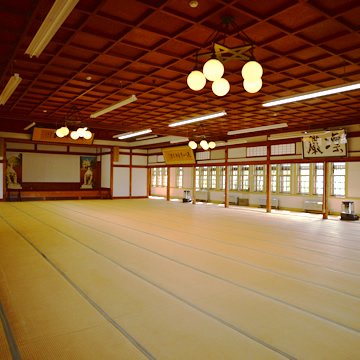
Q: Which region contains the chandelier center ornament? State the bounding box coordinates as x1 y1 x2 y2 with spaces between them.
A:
186 16 263 96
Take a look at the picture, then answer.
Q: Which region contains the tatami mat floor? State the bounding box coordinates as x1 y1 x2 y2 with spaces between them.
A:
0 199 359 359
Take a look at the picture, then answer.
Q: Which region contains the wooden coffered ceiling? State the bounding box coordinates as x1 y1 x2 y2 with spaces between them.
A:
0 0 359 145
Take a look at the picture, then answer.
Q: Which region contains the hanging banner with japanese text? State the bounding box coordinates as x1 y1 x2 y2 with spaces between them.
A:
302 129 347 158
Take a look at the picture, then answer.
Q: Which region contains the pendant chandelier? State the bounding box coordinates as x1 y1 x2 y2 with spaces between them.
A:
188 124 216 150
55 106 93 140
187 16 263 96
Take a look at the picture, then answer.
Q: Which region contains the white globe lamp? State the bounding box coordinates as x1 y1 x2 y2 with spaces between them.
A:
208 141 216 149
200 139 209 150
188 140 197 149
243 78 262 93
203 58 224 81
70 131 79 140
187 70 206 91
84 130 92 140
212 78 230 96
56 129 64 138
241 61 263 82
59 126 69 136
77 127 86 137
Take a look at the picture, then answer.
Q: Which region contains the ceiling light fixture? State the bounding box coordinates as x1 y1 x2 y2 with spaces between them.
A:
227 123 288 136
170 137 189 144
169 110 227 127
262 80 360 107
268 129 330 140
90 94 137 118
0 73 22 105
187 124 216 150
115 129 152 140
25 0 79 58
135 134 158 141
187 16 263 96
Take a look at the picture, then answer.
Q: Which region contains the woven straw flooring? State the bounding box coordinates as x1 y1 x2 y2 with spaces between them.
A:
1 199 360 359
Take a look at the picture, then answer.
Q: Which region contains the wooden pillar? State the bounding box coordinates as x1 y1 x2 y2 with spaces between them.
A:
266 144 271 212
110 147 114 199
129 149 132 198
166 166 170 201
323 160 329 219
224 149 229 208
192 165 196 204
147 167 151 197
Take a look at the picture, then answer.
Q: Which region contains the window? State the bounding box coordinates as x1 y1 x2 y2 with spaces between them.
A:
297 163 310 194
239 165 249 191
280 163 291 193
157 168 162 187
163 167 168 187
195 167 200 190
313 163 323 195
271 164 277 193
201 167 208 189
209 166 217 189
219 166 226 190
151 168 157 187
247 146 267 157
254 165 264 192
230 166 238 190
331 162 346 196
177 167 183 188
271 143 295 155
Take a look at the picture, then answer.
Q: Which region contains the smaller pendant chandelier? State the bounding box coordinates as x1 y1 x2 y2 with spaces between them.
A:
188 124 216 150
55 106 93 141
187 16 263 96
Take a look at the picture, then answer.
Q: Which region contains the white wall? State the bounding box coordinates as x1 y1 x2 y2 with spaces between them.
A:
101 154 111 188
131 168 147 197
113 167 130 197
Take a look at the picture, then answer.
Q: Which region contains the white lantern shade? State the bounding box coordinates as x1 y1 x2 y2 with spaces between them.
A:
188 140 197 149
200 139 209 150
59 126 69 136
84 130 92 139
187 70 206 91
243 78 262 93
77 127 86 137
212 78 230 96
56 128 64 138
203 58 224 81
208 141 216 149
241 61 263 82
70 131 79 140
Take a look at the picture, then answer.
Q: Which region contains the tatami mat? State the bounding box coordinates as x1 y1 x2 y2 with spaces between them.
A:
0 199 359 359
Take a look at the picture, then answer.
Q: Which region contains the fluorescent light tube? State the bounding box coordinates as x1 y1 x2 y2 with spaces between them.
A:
227 123 287 135
269 130 329 140
90 95 137 118
0 73 22 105
115 129 152 140
25 0 79 58
136 135 157 141
262 80 360 107
168 111 227 127
170 137 189 144
24 122 36 130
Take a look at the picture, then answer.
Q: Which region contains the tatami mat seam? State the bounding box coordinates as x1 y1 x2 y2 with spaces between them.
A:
29 202 360 282
7 203 360 335
2 208 297 360
45 201 360 262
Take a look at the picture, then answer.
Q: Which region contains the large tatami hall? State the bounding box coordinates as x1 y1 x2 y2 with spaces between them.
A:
0 199 359 360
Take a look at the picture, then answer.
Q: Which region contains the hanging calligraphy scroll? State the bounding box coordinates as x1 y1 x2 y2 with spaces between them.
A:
302 129 347 158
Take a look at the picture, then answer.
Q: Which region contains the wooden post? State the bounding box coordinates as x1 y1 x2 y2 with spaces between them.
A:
323 161 329 219
147 167 151 197
266 144 271 212
129 149 132 198
167 166 170 201
192 165 196 204
224 149 229 208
